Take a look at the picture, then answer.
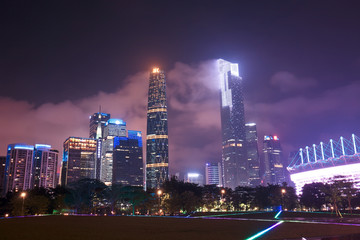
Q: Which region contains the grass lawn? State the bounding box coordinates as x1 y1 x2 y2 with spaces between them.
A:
0 214 360 240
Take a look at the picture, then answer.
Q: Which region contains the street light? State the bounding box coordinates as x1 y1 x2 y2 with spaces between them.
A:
157 189 162 215
20 192 27 216
281 189 286 211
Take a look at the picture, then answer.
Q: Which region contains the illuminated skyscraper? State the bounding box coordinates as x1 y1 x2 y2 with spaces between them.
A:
100 118 126 185
218 59 247 189
33 144 59 189
89 112 111 139
146 68 169 189
245 123 261 186
263 135 285 185
89 112 110 180
61 137 97 186
4 144 34 193
113 130 143 186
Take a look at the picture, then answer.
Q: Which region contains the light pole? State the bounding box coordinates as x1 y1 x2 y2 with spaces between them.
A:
20 192 27 216
157 189 162 215
281 189 286 210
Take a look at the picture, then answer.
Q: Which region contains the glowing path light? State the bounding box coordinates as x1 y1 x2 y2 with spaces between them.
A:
274 210 282 219
245 221 284 240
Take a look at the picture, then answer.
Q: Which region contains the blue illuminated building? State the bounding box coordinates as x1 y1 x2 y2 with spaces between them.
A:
33 144 59 189
246 123 261 187
3 144 34 193
146 68 169 189
113 131 143 186
100 118 127 185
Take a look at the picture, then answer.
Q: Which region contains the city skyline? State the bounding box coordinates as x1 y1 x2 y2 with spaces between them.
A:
1 1 360 178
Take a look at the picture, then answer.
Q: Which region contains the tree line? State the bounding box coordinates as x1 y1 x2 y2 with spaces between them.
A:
0 176 359 217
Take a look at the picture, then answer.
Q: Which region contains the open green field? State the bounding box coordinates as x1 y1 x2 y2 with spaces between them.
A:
1 213 360 240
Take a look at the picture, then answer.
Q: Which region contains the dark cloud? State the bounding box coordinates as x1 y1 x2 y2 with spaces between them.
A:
270 71 318 93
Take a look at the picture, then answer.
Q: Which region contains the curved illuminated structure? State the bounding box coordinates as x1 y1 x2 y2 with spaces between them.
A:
288 134 360 195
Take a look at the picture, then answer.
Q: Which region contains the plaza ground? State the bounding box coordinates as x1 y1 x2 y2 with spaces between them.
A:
1 212 360 240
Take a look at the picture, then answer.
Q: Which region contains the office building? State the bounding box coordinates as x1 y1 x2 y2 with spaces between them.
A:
61 137 97 186
205 162 222 186
112 130 143 186
245 123 261 187
185 173 204 186
89 112 111 139
218 59 247 189
33 144 59 189
4 144 34 193
146 68 169 189
263 135 286 185
89 112 110 180
100 119 127 185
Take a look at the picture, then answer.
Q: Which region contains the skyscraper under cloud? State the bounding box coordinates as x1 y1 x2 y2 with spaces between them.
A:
218 59 247 189
146 68 169 189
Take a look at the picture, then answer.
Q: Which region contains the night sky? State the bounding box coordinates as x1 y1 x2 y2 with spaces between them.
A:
1 1 360 177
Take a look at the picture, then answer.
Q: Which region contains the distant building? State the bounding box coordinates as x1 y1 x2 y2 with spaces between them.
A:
205 162 222 186
263 135 286 185
146 68 169 189
4 144 34 193
89 112 111 139
0 156 6 192
185 173 204 186
112 130 143 186
33 144 59 189
100 119 127 185
218 59 247 189
61 137 97 186
245 123 261 187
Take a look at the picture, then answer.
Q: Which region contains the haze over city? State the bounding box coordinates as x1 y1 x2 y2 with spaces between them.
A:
1 0 360 177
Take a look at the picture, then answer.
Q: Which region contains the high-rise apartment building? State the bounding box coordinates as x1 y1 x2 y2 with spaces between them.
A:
205 162 222 186
89 112 111 139
218 59 247 189
100 119 126 185
61 137 97 186
245 123 261 187
4 144 34 193
33 144 59 189
263 135 286 185
146 68 169 190
112 131 143 186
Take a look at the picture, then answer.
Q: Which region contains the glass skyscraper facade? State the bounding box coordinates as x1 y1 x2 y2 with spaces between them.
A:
61 137 97 186
146 68 169 189
218 59 247 189
262 135 286 185
100 119 126 185
113 131 143 186
89 112 111 139
245 123 261 187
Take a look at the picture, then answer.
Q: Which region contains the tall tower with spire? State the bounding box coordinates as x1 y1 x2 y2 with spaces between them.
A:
146 67 169 189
